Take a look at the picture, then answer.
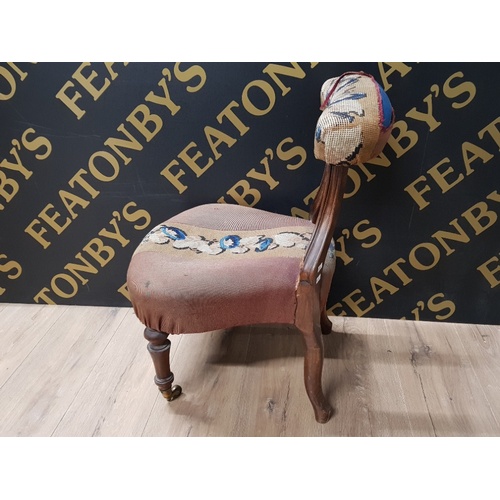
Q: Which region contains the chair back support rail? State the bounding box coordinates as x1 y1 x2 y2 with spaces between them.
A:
301 164 348 287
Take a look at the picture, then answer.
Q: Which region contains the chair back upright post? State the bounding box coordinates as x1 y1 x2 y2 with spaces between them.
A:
301 163 348 288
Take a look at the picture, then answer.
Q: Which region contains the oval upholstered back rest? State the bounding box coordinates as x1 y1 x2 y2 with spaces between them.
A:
314 71 395 167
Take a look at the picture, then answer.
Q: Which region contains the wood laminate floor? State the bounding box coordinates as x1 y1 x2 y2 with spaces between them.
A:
0 303 499 437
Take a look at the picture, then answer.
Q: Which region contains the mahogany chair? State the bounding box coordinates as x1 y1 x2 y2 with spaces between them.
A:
127 71 394 423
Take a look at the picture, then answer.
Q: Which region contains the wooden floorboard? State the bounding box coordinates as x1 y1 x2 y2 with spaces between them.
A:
0 303 499 437
0 304 68 389
52 308 160 437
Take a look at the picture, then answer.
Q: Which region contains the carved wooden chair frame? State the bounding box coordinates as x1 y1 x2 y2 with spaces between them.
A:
128 71 394 423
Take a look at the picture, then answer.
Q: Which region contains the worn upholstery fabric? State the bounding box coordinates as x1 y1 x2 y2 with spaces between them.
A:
314 72 395 166
127 203 335 334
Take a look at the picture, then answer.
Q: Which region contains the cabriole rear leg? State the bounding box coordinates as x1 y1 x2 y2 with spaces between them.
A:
299 321 334 423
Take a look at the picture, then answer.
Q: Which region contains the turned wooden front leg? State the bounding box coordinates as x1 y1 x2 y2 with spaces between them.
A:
144 327 182 401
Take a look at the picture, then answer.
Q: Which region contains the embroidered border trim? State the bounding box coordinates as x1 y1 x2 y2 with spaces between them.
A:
140 224 316 256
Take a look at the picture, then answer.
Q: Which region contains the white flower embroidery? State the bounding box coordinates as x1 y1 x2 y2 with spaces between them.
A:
141 226 313 256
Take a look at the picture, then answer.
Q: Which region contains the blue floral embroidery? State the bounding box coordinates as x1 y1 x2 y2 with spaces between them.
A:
336 76 360 92
331 92 366 105
141 225 315 256
315 126 322 142
315 75 368 134
328 109 365 123
325 77 366 123
161 226 186 241
256 237 273 252
220 235 241 249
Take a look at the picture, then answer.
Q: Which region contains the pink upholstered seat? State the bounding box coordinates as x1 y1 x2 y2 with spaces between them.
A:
128 203 335 334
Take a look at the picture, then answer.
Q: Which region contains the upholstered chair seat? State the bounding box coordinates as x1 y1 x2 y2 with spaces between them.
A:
129 203 335 335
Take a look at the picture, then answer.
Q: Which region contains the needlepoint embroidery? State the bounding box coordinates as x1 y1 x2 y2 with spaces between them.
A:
139 224 315 256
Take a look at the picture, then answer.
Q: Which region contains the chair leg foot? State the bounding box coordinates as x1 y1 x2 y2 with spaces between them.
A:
315 404 334 424
144 327 182 401
158 382 182 401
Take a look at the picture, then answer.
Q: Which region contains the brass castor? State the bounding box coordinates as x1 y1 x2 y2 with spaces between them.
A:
153 372 182 401
160 384 182 401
